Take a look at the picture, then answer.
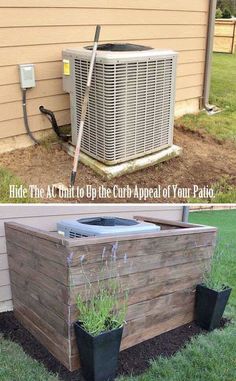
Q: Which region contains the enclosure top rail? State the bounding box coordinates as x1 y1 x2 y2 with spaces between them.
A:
134 215 205 228
5 217 217 248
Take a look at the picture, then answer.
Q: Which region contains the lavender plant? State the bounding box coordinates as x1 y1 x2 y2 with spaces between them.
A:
76 243 129 336
202 242 232 292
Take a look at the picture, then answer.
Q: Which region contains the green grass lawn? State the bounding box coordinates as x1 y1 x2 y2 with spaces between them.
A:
119 210 236 381
0 168 36 203
0 336 58 381
1 210 235 381
176 53 236 143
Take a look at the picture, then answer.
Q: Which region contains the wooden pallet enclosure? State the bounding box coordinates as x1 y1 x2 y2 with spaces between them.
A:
5 217 217 371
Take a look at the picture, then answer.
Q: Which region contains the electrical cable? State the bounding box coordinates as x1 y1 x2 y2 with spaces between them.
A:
22 88 39 145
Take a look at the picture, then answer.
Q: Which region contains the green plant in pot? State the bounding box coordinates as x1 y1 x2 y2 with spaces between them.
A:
195 244 232 331
74 247 128 381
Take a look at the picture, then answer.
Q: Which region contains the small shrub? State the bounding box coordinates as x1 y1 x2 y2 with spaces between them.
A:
216 8 223 18
75 244 129 336
202 242 231 291
222 7 232 18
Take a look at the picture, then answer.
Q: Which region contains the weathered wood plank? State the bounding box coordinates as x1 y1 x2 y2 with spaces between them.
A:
14 307 72 370
69 231 216 266
12 284 68 337
69 246 214 285
69 258 211 303
5 225 67 265
7 241 67 285
10 269 68 319
121 308 194 350
8 261 68 305
126 288 194 321
134 215 204 228
14 299 70 354
5 218 216 371
5 223 65 244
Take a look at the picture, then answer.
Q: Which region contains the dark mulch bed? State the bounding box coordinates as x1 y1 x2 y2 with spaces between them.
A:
0 312 229 380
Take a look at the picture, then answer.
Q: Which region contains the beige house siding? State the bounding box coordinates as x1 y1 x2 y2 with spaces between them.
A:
0 0 209 150
0 204 184 313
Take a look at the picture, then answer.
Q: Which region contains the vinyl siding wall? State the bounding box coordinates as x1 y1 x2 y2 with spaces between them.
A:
0 0 209 149
0 205 184 313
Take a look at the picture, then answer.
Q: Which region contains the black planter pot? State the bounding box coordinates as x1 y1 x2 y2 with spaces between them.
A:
74 322 123 381
195 284 231 331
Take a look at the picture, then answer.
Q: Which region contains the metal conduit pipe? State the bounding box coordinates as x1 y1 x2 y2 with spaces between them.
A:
182 206 190 223
203 0 217 112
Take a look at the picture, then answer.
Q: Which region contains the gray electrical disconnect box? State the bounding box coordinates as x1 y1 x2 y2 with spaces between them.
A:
19 64 36 89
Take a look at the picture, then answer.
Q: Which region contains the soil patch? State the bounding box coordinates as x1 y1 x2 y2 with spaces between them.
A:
0 312 229 380
0 127 235 202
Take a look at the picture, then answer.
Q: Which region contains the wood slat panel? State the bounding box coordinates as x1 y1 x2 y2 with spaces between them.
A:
69 231 215 266
0 39 206 68
7 241 68 285
215 23 235 37
10 275 68 336
126 289 194 324
213 36 234 54
11 270 69 319
121 308 194 351
69 264 209 322
13 299 70 354
0 0 209 12
70 246 213 286
5 218 215 371
0 25 207 47
0 9 208 27
14 307 71 369
8 264 68 304
5 226 67 264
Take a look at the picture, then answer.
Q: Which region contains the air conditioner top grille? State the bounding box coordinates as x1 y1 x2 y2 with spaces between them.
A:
57 217 160 238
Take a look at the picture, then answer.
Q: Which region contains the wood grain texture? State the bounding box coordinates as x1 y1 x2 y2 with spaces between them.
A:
14 306 72 369
5 218 216 371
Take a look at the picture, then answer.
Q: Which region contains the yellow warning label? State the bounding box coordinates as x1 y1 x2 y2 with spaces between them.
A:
63 59 70 76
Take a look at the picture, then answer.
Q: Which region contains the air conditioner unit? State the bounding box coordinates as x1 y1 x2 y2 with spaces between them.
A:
57 216 160 238
63 43 178 165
